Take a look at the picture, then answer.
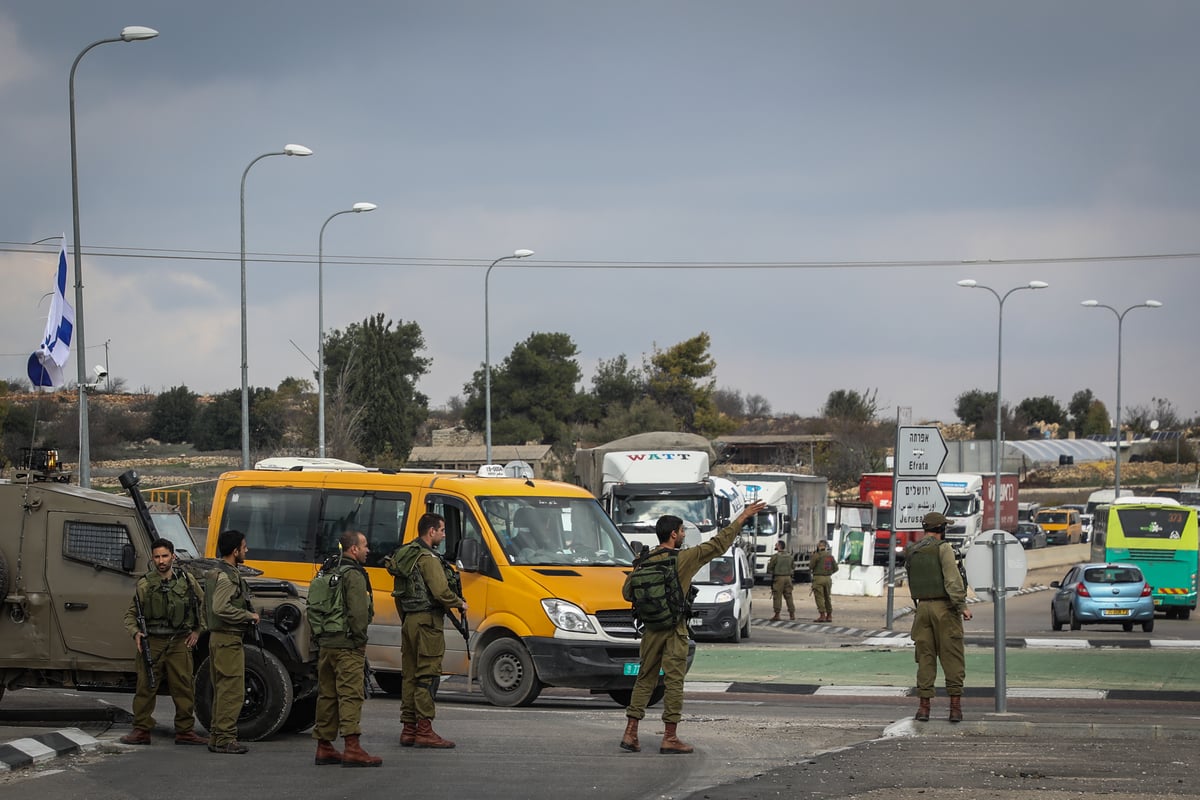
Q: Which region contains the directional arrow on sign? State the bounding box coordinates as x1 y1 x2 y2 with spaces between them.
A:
893 478 949 530
896 426 948 478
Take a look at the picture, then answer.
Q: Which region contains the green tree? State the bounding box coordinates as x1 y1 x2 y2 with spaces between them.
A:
954 389 996 428
1015 395 1066 430
193 390 240 451
578 354 645 424
821 389 878 423
645 332 731 436
573 397 680 446
324 313 431 464
745 394 772 418
150 385 198 443
1067 389 1097 436
1081 399 1111 437
713 388 746 418
463 332 582 446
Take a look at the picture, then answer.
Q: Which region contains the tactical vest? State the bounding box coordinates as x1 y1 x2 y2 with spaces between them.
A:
386 542 461 614
205 562 251 632
906 537 949 599
811 551 838 577
768 552 792 577
141 569 200 635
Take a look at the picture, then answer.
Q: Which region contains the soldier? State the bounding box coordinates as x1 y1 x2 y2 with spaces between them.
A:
906 512 973 723
204 529 260 754
311 530 381 767
120 538 207 746
389 512 466 748
619 500 766 755
808 540 839 623
766 540 795 621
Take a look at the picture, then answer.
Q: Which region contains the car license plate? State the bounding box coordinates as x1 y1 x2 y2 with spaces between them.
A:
1102 609 1130 616
623 662 640 676
689 618 702 627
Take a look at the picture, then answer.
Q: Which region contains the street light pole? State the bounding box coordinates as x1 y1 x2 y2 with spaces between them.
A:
957 277 1047 714
484 248 535 465
317 202 377 458
239 144 313 469
1081 299 1163 498
69 25 158 488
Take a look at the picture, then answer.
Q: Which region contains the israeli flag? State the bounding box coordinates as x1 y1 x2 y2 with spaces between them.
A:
27 240 75 388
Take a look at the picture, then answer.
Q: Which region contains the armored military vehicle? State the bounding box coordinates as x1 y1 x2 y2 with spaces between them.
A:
0 470 317 740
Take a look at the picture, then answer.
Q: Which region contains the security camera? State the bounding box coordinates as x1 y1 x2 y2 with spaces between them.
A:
93 364 108 380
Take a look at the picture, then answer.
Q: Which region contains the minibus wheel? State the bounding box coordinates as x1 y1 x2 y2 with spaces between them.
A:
478 637 542 707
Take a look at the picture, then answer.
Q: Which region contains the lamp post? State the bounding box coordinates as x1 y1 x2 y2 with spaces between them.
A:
484 248 535 465
239 144 313 469
957 277 1047 713
1081 299 1163 498
69 25 158 488
317 202 377 458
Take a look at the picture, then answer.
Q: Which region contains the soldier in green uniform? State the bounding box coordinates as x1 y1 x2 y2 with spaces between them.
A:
312 530 381 767
808 540 839 622
391 512 465 749
205 530 259 754
906 512 973 723
766 541 795 621
619 500 766 755
120 538 207 746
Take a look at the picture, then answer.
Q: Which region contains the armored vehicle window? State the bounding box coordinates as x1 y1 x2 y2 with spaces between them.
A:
65 521 133 571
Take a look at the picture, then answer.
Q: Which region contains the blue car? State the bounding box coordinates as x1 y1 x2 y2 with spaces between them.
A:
1050 562 1155 633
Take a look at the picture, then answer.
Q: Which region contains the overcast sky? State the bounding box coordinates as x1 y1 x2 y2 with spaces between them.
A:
2 2 1197 426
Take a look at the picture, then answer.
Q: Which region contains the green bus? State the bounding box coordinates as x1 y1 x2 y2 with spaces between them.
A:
1090 499 1198 620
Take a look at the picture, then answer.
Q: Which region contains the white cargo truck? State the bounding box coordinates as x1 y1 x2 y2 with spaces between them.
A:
731 472 829 582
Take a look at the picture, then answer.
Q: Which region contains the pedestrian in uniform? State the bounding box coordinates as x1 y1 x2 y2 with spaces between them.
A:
808 540 839 622
312 530 381 767
767 540 795 621
205 529 260 754
390 512 466 749
906 511 973 723
120 538 208 746
619 500 766 755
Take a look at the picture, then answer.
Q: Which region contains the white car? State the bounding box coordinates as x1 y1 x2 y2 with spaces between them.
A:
687 545 755 643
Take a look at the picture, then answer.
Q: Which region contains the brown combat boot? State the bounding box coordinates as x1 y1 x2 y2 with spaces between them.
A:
948 696 963 723
314 738 342 766
413 718 456 749
119 728 151 745
915 697 931 722
770 612 781 621
400 721 417 747
788 611 795 620
619 717 640 752
341 734 382 767
659 722 694 754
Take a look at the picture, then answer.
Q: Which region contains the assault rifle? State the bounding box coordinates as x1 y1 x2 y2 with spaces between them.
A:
132 591 157 685
449 608 471 661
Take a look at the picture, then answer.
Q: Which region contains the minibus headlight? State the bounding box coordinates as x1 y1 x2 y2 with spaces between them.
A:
714 590 734 605
541 599 596 633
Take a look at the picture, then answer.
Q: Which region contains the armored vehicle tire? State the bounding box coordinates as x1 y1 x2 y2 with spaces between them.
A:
278 693 317 734
195 647 293 741
607 685 665 708
374 671 404 695
478 637 542 707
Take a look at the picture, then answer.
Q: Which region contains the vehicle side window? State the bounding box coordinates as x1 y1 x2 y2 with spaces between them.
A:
425 495 481 563
63 521 133 571
321 490 411 568
222 487 320 563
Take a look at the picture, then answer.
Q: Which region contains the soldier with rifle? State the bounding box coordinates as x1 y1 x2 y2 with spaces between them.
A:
121 538 208 746
204 529 260 754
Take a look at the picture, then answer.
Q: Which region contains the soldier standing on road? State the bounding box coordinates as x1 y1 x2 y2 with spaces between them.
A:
205 530 260 754
312 530 381 767
907 512 973 723
619 500 767 755
120 538 208 746
767 541 795 621
390 512 466 749
808 540 839 623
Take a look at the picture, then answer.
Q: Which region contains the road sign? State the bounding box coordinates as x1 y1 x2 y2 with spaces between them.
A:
893 478 948 530
964 530 1028 592
896 426 947 477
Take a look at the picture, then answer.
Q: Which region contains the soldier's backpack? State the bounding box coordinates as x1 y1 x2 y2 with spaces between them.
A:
306 560 355 637
627 551 687 631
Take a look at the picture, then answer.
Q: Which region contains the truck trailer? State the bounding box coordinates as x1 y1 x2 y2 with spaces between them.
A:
732 472 829 581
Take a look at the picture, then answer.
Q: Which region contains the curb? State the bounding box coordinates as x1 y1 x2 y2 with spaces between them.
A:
684 681 1200 704
0 728 100 772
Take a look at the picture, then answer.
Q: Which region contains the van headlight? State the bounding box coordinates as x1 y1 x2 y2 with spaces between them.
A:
541 599 596 633
714 590 734 604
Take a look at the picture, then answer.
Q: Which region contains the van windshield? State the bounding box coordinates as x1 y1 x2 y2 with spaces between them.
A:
479 496 635 566
1038 512 1068 525
693 555 737 586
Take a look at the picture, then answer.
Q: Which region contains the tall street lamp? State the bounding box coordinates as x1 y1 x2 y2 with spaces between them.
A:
484 248 535 465
239 144 313 469
317 202 377 458
69 25 158 488
1081 299 1163 498
957 277 1047 714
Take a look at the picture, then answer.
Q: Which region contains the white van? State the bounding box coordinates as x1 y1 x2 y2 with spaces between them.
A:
687 544 754 643
1085 488 1134 516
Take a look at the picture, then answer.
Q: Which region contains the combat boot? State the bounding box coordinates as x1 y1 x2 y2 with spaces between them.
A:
770 612 781 622
788 611 795 620
400 721 417 747
314 739 342 766
659 722 694 754
619 717 640 752
949 696 963 723
413 718 456 749
341 734 382 767
915 697 931 722
119 728 151 745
